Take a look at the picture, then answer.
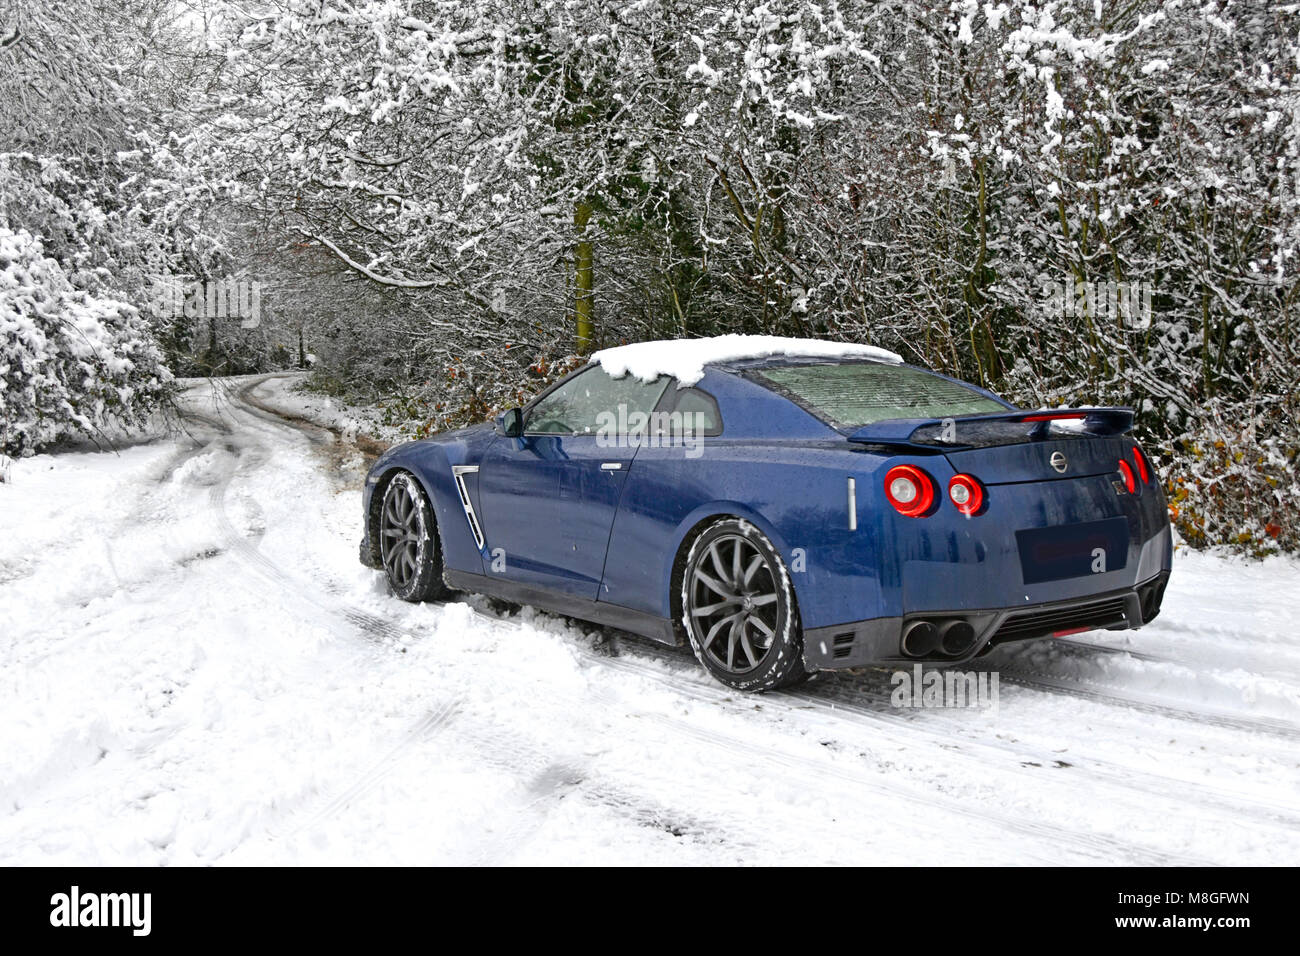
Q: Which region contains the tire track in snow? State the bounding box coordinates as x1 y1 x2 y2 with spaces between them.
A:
796 673 1300 831
994 669 1300 741
181 382 417 654
456 620 1209 864
1058 626 1300 684
455 720 741 866
266 699 462 843
570 632 1300 850
574 653 1209 866
171 383 532 860
304 570 1298 859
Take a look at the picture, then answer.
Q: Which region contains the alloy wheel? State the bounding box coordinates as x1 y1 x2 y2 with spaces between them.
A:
686 533 781 674
380 476 424 591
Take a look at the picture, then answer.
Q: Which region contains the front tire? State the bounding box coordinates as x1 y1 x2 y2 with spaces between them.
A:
378 471 447 602
681 519 807 692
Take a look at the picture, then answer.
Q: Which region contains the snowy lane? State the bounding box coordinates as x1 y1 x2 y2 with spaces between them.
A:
1 377 1298 865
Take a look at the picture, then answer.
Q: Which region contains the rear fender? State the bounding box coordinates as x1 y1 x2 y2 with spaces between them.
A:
662 501 794 613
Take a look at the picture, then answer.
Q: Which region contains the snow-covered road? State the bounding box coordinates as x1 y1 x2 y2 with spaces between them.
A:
2 376 1298 865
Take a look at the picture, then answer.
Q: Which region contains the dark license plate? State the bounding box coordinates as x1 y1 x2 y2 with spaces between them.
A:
1016 518 1129 585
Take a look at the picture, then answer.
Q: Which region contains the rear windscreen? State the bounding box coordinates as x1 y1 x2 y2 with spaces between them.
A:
752 362 1007 429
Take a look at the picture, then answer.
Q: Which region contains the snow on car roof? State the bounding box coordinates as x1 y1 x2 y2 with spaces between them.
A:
592 335 903 386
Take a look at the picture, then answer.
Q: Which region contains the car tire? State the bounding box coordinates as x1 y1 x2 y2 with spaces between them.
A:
378 471 447 603
680 518 808 692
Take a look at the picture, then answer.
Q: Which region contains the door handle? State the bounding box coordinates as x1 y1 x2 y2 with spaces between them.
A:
600 462 623 470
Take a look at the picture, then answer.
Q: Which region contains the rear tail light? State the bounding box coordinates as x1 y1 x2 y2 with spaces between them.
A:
1021 412 1088 422
1117 459 1137 494
884 465 935 517
947 474 984 515
1132 446 1151 484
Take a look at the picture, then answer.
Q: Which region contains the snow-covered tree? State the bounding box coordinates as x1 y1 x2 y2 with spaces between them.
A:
0 0 231 454
0 228 172 458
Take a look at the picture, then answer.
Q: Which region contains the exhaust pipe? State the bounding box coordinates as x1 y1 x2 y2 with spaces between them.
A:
901 620 939 658
938 619 977 656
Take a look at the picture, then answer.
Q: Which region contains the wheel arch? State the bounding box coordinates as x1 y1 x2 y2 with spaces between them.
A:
366 450 451 565
365 464 406 566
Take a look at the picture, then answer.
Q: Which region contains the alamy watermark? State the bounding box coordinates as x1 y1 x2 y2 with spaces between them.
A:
149 276 262 329
1042 278 1152 328
595 405 710 459
50 886 151 936
891 664 999 713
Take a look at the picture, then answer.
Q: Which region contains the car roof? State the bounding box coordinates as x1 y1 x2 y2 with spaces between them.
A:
710 354 901 373
590 335 903 387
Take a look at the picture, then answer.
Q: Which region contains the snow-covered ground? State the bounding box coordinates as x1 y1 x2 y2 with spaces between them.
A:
2 374 1298 865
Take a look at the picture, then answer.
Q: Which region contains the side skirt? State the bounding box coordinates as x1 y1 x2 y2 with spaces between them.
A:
443 568 679 646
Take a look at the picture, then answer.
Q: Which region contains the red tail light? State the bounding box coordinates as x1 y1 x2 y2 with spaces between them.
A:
884 465 935 517
1117 459 1137 494
1021 412 1087 422
947 474 984 516
1132 446 1150 484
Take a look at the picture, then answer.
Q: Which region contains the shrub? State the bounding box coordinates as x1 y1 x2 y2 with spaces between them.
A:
0 227 173 457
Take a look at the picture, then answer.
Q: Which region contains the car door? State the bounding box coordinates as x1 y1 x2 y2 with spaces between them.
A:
476 366 671 600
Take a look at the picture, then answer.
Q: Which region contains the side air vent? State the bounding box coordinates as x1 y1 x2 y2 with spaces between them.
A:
832 632 856 659
450 465 485 550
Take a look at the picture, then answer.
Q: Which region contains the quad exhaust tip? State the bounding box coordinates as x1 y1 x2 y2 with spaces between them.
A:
938 619 976 656
900 620 939 657
901 618 977 658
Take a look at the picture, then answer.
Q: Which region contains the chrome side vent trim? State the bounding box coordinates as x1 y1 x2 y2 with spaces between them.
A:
450 465 485 550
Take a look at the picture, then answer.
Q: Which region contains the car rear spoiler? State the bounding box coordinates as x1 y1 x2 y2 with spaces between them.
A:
845 408 1135 450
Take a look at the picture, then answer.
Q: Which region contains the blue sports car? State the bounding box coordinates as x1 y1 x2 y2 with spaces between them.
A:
360 336 1172 691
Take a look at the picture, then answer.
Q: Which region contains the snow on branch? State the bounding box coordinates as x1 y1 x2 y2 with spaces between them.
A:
299 232 441 290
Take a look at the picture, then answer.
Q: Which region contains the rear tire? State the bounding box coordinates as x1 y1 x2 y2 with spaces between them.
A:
378 471 447 603
680 518 808 692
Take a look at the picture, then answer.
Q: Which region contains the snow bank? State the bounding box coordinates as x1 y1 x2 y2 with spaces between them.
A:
592 335 903 386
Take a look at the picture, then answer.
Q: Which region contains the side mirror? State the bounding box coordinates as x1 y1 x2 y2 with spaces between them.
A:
495 407 524 438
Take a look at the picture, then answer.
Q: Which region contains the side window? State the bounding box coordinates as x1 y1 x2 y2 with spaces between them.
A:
526 367 670 436
650 386 722 438
668 387 723 436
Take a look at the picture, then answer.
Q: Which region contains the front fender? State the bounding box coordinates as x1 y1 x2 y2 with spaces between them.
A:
363 439 488 576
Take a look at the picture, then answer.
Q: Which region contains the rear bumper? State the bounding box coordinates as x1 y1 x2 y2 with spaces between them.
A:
803 570 1170 671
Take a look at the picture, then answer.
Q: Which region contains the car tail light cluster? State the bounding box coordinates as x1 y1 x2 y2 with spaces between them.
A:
883 466 985 518
884 465 934 517
1021 412 1087 422
1119 444 1154 494
947 474 984 515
